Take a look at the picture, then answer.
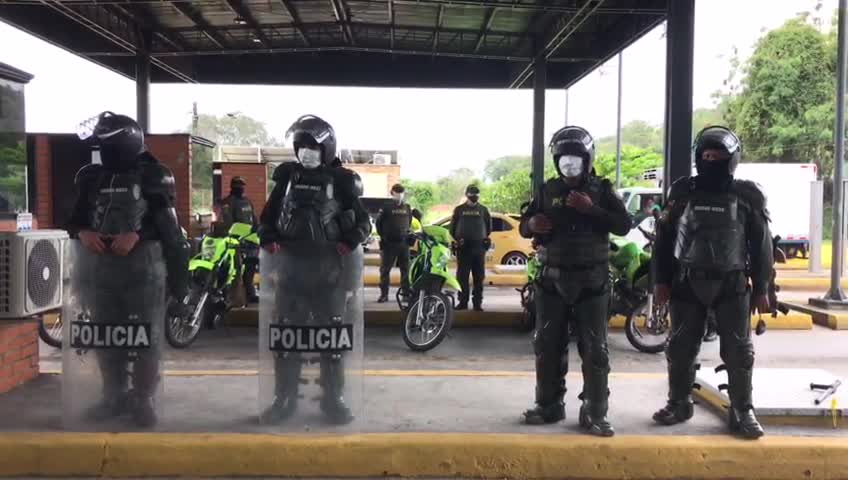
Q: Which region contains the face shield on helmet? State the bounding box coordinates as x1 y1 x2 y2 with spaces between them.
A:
285 115 337 168
77 111 145 171
549 126 594 180
693 126 742 179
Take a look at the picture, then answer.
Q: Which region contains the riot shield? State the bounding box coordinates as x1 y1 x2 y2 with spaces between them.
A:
62 240 166 431
258 244 364 431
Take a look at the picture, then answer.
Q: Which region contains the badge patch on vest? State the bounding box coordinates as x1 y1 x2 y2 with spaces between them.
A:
132 184 141 200
70 321 151 349
269 325 354 352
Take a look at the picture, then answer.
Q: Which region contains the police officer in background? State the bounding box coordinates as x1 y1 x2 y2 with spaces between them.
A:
219 176 259 303
376 184 412 303
519 126 630 437
450 185 491 311
67 111 190 427
652 126 772 439
258 115 371 424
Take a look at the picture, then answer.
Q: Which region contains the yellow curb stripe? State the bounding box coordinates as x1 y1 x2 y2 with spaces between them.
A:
1 433 846 479
38 368 665 379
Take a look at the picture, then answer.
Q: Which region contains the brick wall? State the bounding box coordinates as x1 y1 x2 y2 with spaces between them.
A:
34 135 52 228
147 135 192 231
219 163 267 216
0 321 39 394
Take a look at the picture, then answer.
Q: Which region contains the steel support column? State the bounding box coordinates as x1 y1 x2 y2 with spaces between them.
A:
813 0 848 306
662 0 695 195
531 55 547 194
136 29 152 132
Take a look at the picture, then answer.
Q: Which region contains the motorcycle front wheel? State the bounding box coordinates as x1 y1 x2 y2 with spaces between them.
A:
165 284 209 349
402 292 453 352
625 298 670 354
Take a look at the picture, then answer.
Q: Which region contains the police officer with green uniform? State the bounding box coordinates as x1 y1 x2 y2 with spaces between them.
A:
376 184 412 303
219 176 259 302
450 185 491 311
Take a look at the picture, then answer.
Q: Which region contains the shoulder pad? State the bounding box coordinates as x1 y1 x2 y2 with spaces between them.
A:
74 163 102 186
668 176 694 201
334 167 364 197
140 162 176 196
733 179 767 210
272 162 298 182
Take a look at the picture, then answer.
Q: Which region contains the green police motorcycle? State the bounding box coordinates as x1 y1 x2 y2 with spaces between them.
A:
396 225 462 352
516 251 541 332
165 222 259 348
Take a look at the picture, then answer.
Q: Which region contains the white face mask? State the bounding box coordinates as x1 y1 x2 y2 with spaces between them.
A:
298 147 322 169
392 192 404 203
558 155 584 178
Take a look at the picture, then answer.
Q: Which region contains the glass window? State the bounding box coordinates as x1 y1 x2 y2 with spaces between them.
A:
0 77 27 213
491 217 512 232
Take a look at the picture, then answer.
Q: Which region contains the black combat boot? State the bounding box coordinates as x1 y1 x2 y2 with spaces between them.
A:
728 368 764 439
652 399 694 425
654 361 697 425
84 360 129 422
261 354 301 424
377 291 389 303
578 397 615 437
131 394 157 428
83 393 129 422
522 401 565 425
319 354 354 425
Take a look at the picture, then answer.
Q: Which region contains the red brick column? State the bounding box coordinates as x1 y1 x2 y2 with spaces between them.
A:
147 135 192 230
220 162 268 215
34 135 53 228
0 320 39 394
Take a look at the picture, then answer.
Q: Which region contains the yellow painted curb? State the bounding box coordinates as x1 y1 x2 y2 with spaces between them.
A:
783 302 848 331
1 433 847 479
776 276 848 291
694 386 845 429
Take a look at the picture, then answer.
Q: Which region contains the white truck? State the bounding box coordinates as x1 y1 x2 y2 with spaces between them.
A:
622 163 818 257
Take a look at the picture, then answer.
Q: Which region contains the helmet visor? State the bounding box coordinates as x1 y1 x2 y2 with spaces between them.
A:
284 115 334 147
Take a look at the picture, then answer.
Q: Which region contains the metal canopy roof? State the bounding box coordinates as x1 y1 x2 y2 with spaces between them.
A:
0 0 666 88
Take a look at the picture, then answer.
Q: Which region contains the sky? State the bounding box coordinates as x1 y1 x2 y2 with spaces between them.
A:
0 0 838 180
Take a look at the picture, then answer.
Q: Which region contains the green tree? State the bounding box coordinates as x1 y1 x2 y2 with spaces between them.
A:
435 167 480 205
182 113 278 211
596 120 664 155
480 167 533 214
720 16 835 174
593 146 663 188
400 179 439 214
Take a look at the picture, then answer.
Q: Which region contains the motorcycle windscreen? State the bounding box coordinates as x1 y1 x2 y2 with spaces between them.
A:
62 240 166 431
258 245 364 432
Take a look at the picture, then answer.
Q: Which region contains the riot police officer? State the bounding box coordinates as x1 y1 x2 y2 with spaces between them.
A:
376 184 412 303
219 176 259 303
66 112 190 427
519 126 630 437
653 126 772 439
258 115 371 424
450 185 491 311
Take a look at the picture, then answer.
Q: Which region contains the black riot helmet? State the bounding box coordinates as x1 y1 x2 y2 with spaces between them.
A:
230 176 246 196
77 111 145 171
549 126 595 179
285 115 337 167
693 125 742 177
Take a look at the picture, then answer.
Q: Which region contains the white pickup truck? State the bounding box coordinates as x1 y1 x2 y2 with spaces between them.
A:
621 163 818 257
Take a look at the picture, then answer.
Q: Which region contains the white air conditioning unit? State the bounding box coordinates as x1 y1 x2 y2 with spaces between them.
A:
0 230 68 318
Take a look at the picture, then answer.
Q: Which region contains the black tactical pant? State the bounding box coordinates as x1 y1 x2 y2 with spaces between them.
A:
379 241 410 296
271 248 352 401
666 270 754 410
243 246 259 300
533 273 610 413
79 242 164 403
456 245 486 306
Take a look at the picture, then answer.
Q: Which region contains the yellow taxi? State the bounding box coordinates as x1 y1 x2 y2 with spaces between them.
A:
431 212 533 265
